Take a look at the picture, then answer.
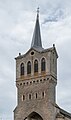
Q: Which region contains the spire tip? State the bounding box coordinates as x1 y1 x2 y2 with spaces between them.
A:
37 7 39 19
37 7 39 13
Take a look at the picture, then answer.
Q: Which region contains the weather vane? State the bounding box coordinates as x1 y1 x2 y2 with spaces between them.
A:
37 7 39 13
37 7 39 18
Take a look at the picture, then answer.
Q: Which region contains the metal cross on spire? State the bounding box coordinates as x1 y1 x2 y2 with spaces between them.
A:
37 7 39 19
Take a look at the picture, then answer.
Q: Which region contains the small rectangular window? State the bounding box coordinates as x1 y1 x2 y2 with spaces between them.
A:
22 95 25 101
29 94 32 100
42 91 45 98
36 93 37 99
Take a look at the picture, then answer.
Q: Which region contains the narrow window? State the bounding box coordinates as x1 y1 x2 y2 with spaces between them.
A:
27 61 31 74
35 93 37 99
42 91 45 98
29 94 32 100
20 63 24 75
41 58 46 72
22 95 25 101
34 59 38 73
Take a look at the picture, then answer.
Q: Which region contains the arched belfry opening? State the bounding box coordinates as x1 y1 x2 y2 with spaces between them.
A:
25 112 43 120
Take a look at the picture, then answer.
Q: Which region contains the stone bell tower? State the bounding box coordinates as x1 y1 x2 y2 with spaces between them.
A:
14 8 58 120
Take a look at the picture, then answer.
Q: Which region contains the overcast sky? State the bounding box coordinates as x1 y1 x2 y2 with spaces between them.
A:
0 0 71 120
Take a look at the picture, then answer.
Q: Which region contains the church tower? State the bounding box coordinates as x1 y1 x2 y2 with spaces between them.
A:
14 9 58 120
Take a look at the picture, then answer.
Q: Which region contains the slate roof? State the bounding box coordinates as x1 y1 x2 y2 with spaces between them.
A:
53 103 71 119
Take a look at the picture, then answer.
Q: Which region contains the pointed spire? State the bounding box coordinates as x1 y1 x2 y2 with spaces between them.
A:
37 7 39 19
31 8 43 50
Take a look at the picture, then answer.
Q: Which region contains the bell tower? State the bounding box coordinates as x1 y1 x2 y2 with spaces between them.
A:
14 9 58 120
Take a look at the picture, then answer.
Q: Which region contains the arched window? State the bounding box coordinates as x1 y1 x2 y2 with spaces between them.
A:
27 61 31 74
20 63 24 76
34 59 38 73
41 58 46 72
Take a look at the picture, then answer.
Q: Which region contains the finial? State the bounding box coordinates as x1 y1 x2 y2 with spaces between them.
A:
37 7 39 19
53 44 55 47
19 53 21 56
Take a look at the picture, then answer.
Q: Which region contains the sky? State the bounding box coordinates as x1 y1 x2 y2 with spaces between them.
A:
0 0 71 119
